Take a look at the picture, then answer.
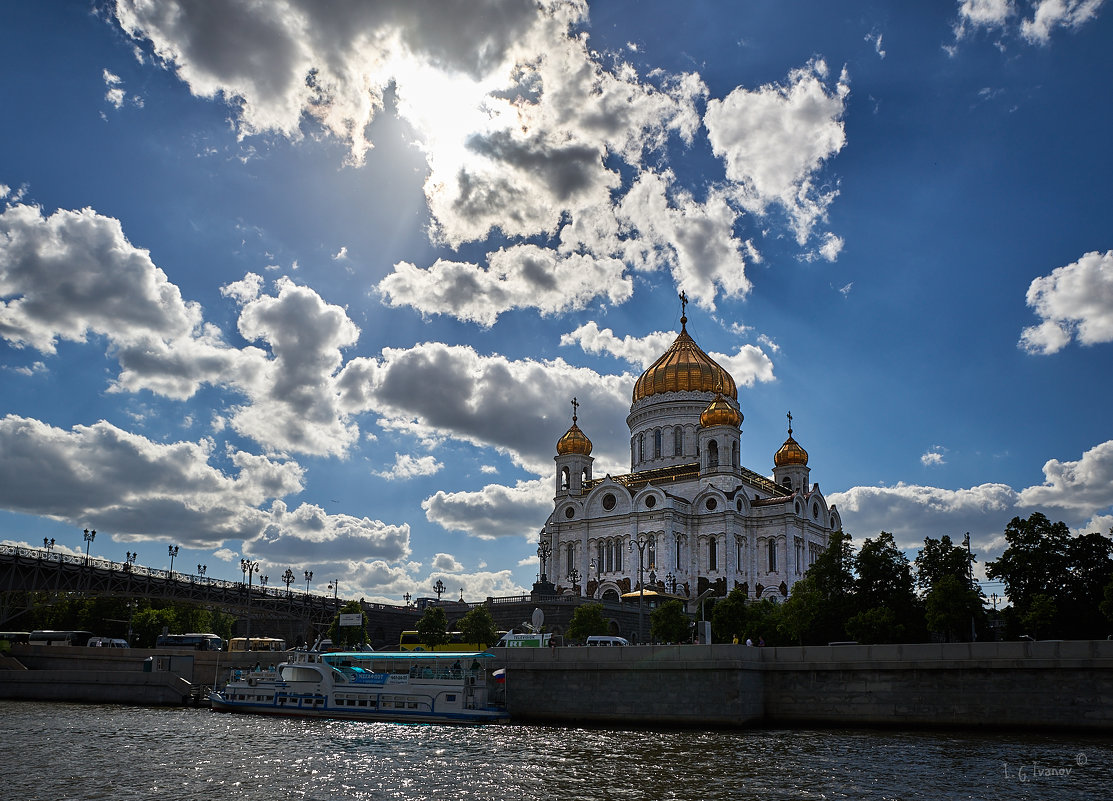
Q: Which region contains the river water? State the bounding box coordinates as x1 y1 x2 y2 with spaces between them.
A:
2 700 1109 800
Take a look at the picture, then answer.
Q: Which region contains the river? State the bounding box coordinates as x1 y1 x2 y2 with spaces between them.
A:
2 700 1108 800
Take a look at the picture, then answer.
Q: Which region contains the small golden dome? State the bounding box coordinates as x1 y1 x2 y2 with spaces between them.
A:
774 413 808 466
700 393 742 428
556 421 592 455
632 317 737 403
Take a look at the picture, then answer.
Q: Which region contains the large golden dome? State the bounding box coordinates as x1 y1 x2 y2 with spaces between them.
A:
556 418 592 455
700 393 742 428
632 317 737 403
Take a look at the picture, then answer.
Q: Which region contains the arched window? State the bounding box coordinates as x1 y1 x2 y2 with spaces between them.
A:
709 538 718 571
732 441 739 468
560 467 570 491
654 429 662 459
648 538 656 570
597 542 605 573
736 537 744 568
782 477 792 491
675 535 682 571
708 440 719 467
673 427 682 456
768 539 777 572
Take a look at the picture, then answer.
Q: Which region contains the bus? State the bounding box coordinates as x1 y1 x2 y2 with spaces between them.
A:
0 632 30 652
28 630 94 647
398 630 494 651
228 637 286 652
155 633 225 651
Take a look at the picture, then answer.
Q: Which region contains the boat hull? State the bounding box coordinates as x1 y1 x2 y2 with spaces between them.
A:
209 693 507 724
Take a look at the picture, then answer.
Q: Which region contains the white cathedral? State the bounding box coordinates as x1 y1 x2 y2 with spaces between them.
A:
541 309 839 605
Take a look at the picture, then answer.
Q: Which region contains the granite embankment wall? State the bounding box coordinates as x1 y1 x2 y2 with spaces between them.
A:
499 640 1113 730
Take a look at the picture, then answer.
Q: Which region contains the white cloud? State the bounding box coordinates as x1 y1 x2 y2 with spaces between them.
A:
375 452 444 480
953 0 1105 43
422 477 551 540
337 341 632 475
921 446 948 466
1018 439 1113 514
432 552 463 572
1019 250 1113 354
378 246 632 327
560 322 676 369
704 58 849 246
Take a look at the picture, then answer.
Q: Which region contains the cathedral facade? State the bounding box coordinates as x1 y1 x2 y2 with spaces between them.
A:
542 313 839 608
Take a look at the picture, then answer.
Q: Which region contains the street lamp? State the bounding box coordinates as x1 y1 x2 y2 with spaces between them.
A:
666 572 677 594
567 567 580 594
168 545 179 575
433 579 446 601
43 537 55 553
304 570 314 596
282 568 295 596
125 551 137 571
241 558 259 641
537 538 552 583
629 533 653 644
327 579 339 606
403 592 412 606
82 528 96 566
197 564 207 584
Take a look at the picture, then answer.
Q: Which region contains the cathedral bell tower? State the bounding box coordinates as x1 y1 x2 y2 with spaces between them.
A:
555 398 593 497
772 412 810 494
697 389 742 477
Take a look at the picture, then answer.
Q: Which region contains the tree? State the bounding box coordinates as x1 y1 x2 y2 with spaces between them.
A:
416 606 449 649
327 601 368 650
915 535 975 596
986 513 1070 615
458 603 499 648
650 599 690 643
802 528 856 643
1061 531 1113 638
1021 594 1058 640
854 532 923 641
710 587 749 643
567 603 608 642
777 575 822 645
925 574 981 642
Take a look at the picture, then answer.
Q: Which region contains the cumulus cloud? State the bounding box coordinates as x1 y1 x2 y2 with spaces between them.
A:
375 452 444 480
251 499 411 563
113 1 847 319
422 478 551 540
921 447 947 466
1019 250 1113 354
560 322 680 369
704 58 849 246
337 342 631 475
432 552 463 572
953 0 1105 43
1018 439 1113 514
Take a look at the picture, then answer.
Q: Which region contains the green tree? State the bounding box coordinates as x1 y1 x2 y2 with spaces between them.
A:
458 603 500 649
925 574 981 642
1061 531 1113 638
131 607 177 647
567 603 608 642
915 534 976 595
777 575 822 645
846 606 902 644
1021 593 1058 639
327 601 368 650
986 514 1070 616
802 528 855 643
650 599 690 643
416 606 449 649
710 587 749 643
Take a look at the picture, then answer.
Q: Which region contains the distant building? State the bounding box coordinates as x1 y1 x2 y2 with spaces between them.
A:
542 309 839 605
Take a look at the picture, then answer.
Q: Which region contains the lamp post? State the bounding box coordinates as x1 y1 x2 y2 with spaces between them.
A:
666 572 677 595
433 579 446 601
43 537 55 553
125 551 137 571
304 570 314 596
403 592 412 606
327 579 339 607
537 538 552 584
82 528 96 566
241 558 259 641
197 564 207 584
282 568 295 596
168 545 179 576
567 567 580 595
629 533 652 644
126 599 137 646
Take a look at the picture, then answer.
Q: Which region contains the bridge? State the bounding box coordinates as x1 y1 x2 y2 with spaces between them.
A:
1 544 654 646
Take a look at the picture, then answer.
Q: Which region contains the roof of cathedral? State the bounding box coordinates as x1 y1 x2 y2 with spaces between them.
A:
632 316 737 403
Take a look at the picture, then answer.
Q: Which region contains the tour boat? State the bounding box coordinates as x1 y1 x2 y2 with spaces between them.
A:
209 650 508 724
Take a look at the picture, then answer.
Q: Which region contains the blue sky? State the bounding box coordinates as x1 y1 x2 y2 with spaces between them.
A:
1 1 1110 604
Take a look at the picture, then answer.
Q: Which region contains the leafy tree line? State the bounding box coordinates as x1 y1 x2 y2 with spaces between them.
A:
707 513 1113 646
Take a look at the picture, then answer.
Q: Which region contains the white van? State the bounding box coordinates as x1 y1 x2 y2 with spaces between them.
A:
87 637 129 648
586 635 629 647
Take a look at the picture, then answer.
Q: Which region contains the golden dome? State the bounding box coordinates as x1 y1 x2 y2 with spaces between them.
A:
557 400 593 456
632 317 737 403
700 393 742 428
774 414 808 466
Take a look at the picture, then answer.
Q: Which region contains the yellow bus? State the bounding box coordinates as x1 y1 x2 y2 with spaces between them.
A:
228 636 287 652
398 630 493 651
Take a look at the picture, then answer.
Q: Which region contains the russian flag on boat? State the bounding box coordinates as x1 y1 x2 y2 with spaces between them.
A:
493 668 506 683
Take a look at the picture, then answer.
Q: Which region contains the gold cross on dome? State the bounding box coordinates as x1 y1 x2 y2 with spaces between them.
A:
571 396 579 422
